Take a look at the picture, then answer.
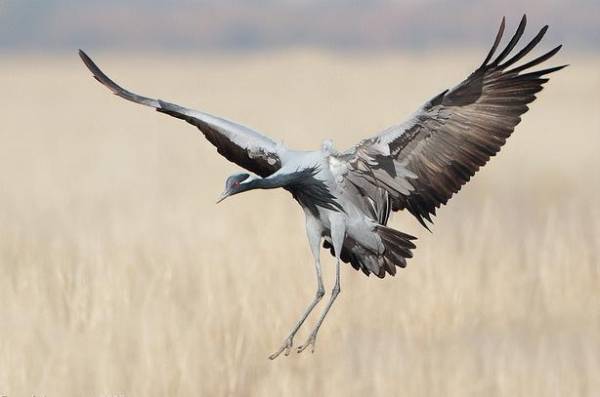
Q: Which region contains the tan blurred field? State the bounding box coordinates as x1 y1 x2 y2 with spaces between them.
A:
0 49 598 396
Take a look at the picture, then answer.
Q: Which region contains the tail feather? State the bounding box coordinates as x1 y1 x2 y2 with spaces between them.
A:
323 225 417 278
376 225 417 275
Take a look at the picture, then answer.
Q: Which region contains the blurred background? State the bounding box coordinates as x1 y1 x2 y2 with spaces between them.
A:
1 1 599 396
0 0 599 52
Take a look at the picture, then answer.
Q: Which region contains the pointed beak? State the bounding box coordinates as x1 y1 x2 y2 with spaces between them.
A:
216 191 229 204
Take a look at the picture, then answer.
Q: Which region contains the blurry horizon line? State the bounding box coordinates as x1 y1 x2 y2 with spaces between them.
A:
0 1 598 53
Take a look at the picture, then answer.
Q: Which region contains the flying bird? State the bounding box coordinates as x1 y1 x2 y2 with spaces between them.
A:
79 15 565 359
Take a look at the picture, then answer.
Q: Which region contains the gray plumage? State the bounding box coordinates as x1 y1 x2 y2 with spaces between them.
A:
79 15 565 358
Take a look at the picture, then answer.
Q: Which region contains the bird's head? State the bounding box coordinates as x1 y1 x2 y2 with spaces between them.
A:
216 172 257 203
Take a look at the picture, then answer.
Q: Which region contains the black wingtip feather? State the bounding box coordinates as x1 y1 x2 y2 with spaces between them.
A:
498 25 549 70
79 49 160 108
491 14 527 67
518 64 569 79
506 44 563 75
481 16 506 68
79 49 102 80
79 49 117 92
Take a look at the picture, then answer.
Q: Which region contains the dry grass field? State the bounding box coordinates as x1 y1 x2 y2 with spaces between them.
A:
1 49 598 396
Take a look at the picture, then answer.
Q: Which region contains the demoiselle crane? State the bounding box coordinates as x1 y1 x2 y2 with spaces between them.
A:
80 15 565 359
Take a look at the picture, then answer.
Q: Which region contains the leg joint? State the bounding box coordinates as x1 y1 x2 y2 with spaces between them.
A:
316 286 325 299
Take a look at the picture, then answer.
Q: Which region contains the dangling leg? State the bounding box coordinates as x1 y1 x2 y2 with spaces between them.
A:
297 216 345 354
269 215 324 360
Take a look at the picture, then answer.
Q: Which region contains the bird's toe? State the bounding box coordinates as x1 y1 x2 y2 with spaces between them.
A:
268 337 294 360
296 334 317 354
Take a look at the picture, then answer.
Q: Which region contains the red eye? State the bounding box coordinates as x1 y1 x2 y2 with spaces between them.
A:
233 181 240 188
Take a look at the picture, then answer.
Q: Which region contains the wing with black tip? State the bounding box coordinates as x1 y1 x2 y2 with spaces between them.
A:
337 15 566 228
79 50 285 177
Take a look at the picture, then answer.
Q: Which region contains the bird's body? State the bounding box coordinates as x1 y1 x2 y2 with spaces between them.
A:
79 15 565 358
247 143 416 280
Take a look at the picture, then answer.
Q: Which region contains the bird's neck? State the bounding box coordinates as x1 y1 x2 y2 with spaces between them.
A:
241 167 319 194
242 173 289 192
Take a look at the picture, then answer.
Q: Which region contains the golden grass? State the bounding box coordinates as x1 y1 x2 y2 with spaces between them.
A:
0 49 598 396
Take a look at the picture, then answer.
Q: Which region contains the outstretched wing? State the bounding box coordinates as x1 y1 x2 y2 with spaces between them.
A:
79 50 285 177
337 15 566 228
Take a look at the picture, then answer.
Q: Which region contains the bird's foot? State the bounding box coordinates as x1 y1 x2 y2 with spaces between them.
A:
296 331 318 354
268 336 294 360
